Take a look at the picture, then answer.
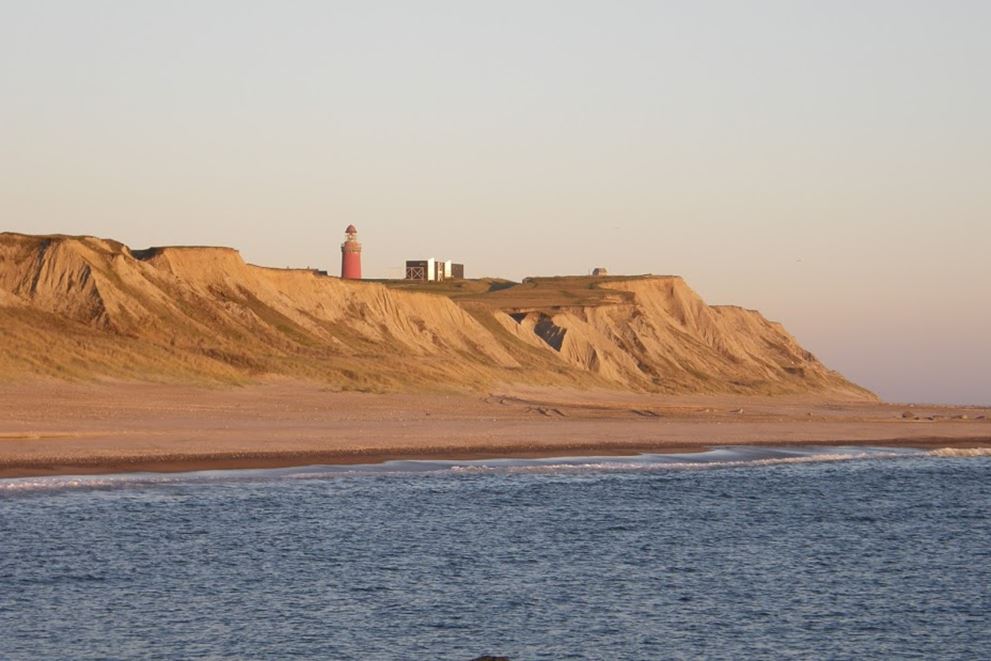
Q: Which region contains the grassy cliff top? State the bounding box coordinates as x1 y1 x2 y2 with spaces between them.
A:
375 274 675 311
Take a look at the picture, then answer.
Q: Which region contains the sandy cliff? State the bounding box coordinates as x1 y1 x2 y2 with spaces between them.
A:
0 232 872 399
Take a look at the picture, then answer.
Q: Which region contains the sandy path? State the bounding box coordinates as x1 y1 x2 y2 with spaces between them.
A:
0 381 988 478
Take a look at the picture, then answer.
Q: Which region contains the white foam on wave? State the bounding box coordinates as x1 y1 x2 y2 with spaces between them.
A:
0 475 161 494
0 468 281 494
449 450 905 474
0 477 113 493
927 447 991 458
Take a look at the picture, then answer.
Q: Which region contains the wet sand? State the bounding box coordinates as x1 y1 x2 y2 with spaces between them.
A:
0 381 988 478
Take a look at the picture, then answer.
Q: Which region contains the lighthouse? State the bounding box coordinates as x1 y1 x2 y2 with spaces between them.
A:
340 224 362 280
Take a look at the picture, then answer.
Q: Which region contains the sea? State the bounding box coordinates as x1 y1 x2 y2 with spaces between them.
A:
1 446 989 660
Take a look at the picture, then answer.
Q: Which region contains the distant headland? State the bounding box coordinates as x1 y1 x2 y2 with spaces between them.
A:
0 230 869 398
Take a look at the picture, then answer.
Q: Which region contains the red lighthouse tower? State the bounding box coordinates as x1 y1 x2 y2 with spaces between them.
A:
341 224 362 280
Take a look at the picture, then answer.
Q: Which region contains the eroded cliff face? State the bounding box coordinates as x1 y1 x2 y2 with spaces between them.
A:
491 277 851 395
0 232 873 399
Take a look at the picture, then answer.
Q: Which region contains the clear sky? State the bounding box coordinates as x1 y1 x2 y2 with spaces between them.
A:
2 1 989 405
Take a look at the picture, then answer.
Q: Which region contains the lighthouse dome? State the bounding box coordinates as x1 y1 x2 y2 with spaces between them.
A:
345 224 358 234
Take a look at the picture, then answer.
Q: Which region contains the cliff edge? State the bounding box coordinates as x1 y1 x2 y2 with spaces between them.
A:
0 232 873 399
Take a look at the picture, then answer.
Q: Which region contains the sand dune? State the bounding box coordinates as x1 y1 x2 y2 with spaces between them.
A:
0 232 869 398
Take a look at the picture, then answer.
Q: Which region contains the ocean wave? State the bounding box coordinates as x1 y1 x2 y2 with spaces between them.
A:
449 450 904 474
0 476 146 493
6 445 987 494
927 447 991 458
0 469 278 494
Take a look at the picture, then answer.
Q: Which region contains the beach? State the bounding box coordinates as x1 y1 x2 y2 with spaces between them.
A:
1 380 987 478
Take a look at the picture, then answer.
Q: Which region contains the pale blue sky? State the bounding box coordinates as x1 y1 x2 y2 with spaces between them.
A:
2 1 989 404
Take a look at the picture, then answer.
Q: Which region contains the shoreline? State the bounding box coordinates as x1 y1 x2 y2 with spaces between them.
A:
1 381 989 480
3 437 989 480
